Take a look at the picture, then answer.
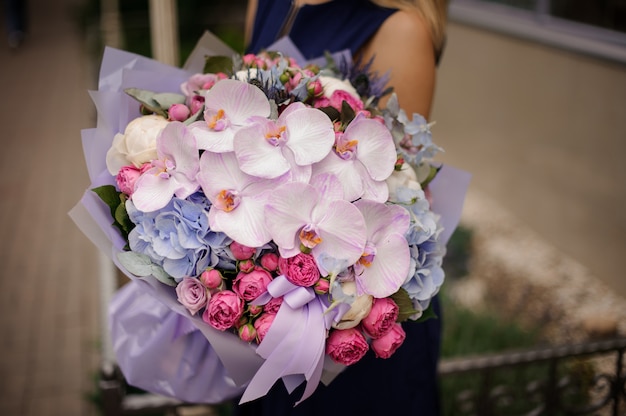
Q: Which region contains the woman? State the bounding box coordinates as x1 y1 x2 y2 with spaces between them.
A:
235 0 449 415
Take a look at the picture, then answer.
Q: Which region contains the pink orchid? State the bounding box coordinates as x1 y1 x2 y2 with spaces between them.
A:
352 199 411 298
197 151 284 247
312 113 397 202
131 122 200 212
234 102 335 180
189 79 271 153
266 173 367 272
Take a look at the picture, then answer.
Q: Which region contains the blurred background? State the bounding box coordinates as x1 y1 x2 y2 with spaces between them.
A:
0 0 624 414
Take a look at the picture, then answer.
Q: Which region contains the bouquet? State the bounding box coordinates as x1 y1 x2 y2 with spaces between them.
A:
71 32 470 405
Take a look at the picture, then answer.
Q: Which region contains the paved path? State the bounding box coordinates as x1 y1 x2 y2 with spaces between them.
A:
0 0 101 414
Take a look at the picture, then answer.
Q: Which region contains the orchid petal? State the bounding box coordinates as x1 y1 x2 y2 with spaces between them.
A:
283 108 335 165
354 200 410 241
360 177 390 203
132 172 180 212
189 121 236 152
209 194 272 248
158 122 199 179
265 183 318 253
234 121 290 179
312 200 366 267
197 151 252 201
355 233 410 298
204 79 270 125
312 153 365 202
345 118 396 180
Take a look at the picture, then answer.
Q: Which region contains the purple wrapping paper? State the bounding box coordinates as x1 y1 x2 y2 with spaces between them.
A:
69 31 471 406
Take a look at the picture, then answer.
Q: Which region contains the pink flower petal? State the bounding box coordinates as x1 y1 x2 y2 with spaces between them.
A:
132 172 179 212
283 107 335 166
354 200 410 240
209 194 272 247
234 121 290 179
189 121 236 152
345 117 396 181
204 79 270 125
355 233 410 298
312 153 366 202
158 122 199 179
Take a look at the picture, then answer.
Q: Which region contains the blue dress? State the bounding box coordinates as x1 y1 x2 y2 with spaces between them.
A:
238 1 442 414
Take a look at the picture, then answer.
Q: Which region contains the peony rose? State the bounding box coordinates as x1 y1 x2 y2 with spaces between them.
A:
230 241 256 260
278 253 320 287
105 114 169 175
371 323 406 359
232 267 273 302
326 328 369 365
254 313 276 343
329 90 364 113
386 163 422 203
264 297 283 314
175 277 208 316
332 281 373 330
361 298 400 339
116 165 142 196
318 76 359 100
202 290 244 331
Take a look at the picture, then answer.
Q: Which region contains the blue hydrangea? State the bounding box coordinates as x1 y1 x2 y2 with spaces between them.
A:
126 192 234 280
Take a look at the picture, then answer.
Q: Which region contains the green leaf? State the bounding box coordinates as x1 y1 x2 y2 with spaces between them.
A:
413 303 438 323
124 88 167 117
340 100 356 126
114 197 133 237
318 106 341 122
391 288 421 322
153 92 186 109
204 55 233 76
183 107 204 125
421 164 441 188
92 185 122 218
117 251 177 287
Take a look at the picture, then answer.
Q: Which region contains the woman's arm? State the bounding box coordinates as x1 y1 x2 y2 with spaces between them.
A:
357 10 436 119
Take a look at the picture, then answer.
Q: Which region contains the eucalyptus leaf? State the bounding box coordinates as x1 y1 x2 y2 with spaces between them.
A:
117 251 177 287
183 107 205 125
203 55 234 76
124 87 167 117
92 185 121 217
318 106 341 122
153 92 186 109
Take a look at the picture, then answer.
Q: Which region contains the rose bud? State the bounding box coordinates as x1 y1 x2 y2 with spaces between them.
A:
168 103 191 121
314 278 330 295
200 269 223 291
189 95 204 114
231 241 256 260
307 79 324 98
238 323 257 343
248 304 263 317
238 259 255 273
260 253 279 272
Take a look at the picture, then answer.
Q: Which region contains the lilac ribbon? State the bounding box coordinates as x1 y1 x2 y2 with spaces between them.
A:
240 276 327 405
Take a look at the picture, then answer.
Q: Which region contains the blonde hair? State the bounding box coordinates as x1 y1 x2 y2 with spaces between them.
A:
370 0 448 57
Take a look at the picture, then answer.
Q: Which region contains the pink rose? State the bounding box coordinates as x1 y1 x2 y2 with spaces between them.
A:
330 90 364 113
361 298 400 339
189 95 204 114
254 313 276 343
232 267 273 302
116 165 142 195
168 103 191 121
199 268 223 291
202 290 244 331
175 277 208 316
371 323 406 359
278 253 320 287
238 323 257 343
264 297 283 314
231 241 256 260
238 259 255 273
260 253 279 272
326 328 369 366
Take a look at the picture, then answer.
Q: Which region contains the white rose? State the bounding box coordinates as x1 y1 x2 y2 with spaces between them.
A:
105 114 169 175
319 76 359 100
332 281 373 330
386 163 422 202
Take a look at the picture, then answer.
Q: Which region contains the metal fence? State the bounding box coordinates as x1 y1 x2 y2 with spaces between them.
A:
439 337 626 416
98 337 626 415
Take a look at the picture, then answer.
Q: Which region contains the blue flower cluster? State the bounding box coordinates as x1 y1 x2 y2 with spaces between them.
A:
126 192 234 280
396 186 446 319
